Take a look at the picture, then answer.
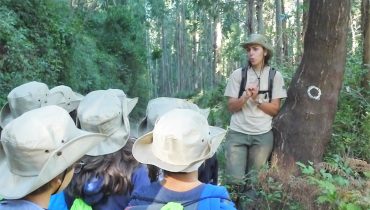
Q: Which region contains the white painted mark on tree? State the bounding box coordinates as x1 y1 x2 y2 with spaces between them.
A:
307 86 321 100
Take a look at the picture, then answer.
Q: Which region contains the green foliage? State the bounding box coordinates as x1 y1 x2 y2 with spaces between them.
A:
296 161 315 176
297 157 370 209
327 50 370 162
191 81 230 128
0 0 149 120
226 167 304 210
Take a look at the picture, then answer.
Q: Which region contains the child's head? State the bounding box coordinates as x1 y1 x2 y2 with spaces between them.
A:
45 85 83 113
0 81 49 128
76 89 138 156
138 97 210 136
133 109 226 173
66 90 139 196
66 138 139 197
0 105 107 199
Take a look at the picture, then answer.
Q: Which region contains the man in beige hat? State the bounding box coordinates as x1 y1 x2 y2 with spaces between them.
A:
224 33 287 206
127 109 236 209
0 106 107 210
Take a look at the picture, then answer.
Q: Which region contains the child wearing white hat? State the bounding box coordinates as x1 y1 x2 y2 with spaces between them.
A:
127 109 236 210
49 89 150 210
0 106 107 210
0 81 49 129
137 97 219 185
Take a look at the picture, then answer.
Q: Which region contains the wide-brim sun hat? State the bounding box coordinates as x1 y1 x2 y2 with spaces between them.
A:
0 81 49 128
240 33 273 57
77 89 138 156
0 105 108 199
138 97 210 136
106 89 138 114
45 85 84 113
133 109 226 173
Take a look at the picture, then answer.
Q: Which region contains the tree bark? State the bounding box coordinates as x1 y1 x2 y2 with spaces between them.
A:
272 0 351 173
302 0 309 45
281 0 289 61
275 0 283 64
361 0 370 95
256 0 264 34
295 0 302 63
247 0 255 35
213 15 222 86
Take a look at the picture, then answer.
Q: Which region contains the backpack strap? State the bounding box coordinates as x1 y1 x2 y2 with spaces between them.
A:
238 67 248 98
131 184 234 209
70 198 92 210
257 67 277 103
268 67 277 103
131 195 231 207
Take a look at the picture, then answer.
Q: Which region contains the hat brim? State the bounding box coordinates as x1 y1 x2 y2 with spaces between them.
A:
133 126 226 173
137 117 149 137
240 42 273 57
0 103 14 129
0 131 107 199
127 97 138 114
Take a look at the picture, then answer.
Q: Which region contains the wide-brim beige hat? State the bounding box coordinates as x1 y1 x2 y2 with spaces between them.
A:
240 33 273 57
0 106 107 199
77 89 138 156
45 85 84 113
133 109 226 173
0 81 49 128
138 97 210 136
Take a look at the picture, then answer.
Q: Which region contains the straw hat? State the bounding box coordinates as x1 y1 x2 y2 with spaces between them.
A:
45 85 83 112
0 81 49 128
0 106 107 199
138 97 210 136
133 109 226 173
77 89 138 156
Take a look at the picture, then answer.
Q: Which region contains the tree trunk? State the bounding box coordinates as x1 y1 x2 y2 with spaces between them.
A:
302 0 309 45
295 0 302 63
247 0 255 35
272 0 351 172
361 0 370 94
281 0 289 61
213 15 222 86
256 0 264 34
275 0 283 64
161 20 169 96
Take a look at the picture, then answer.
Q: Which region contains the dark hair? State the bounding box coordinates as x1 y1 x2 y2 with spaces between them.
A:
147 165 161 182
65 138 139 197
163 170 188 176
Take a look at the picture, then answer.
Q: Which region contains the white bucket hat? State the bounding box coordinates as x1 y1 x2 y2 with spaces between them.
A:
138 97 210 136
0 81 49 128
0 105 108 199
77 89 138 156
133 109 226 173
45 85 84 112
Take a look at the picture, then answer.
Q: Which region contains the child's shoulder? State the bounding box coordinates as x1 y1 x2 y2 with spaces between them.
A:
132 181 162 197
202 184 229 196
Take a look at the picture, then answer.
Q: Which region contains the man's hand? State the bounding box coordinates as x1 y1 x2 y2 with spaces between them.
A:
246 84 259 100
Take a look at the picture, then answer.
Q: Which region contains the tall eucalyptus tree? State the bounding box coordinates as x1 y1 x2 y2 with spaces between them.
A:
272 0 351 171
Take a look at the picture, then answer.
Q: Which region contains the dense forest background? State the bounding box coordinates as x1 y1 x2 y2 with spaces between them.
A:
0 0 369 208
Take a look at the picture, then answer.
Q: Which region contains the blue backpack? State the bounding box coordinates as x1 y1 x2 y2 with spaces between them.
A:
128 184 236 210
